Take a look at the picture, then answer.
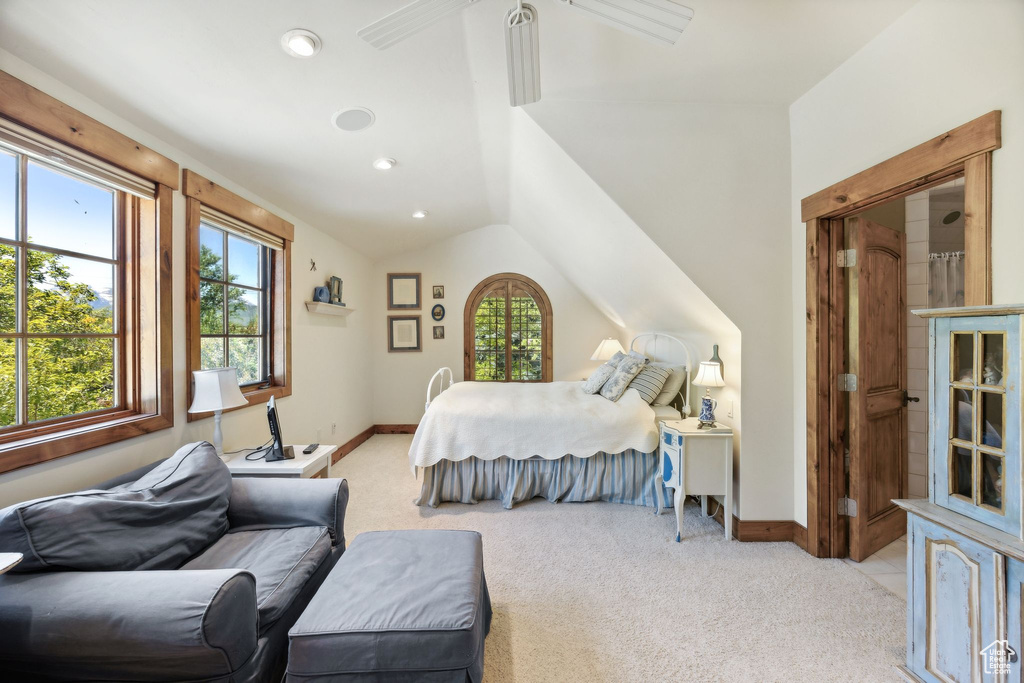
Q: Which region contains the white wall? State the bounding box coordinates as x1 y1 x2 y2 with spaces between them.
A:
789 0 1024 524
516 104 792 521
371 224 623 424
0 51 375 508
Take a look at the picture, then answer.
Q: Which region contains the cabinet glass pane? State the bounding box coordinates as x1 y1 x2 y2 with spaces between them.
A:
952 388 974 443
952 333 974 383
981 333 1005 386
951 445 973 499
981 453 1003 510
980 391 1003 449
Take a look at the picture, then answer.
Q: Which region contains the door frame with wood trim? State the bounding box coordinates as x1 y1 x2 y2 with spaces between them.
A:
803 111 1000 558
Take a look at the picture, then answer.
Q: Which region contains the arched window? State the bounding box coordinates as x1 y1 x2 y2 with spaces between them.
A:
464 273 552 382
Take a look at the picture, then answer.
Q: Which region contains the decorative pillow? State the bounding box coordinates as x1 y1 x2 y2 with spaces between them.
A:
651 363 687 406
582 362 617 394
627 350 649 364
600 355 648 401
606 350 627 367
0 441 231 572
627 364 672 404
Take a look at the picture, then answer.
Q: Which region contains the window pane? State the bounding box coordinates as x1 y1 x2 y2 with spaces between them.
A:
980 391 1003 449
227 286 260 334
27 251 113 333
0 339 14 427
0 151 14 240
981 333 1004 386
228 235 260 288
0 244 15 333
952 388 973 443
27 161 114 259
199 281 224 334
200 337 224 370
952 333 973 383
199 224 224 280
950 445 973 499
981 453 1003 509
228 337 261 384
27 337 114 422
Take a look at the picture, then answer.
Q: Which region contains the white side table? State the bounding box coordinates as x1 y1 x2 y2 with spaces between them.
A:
659 418 733 541
0 553 22 575
223 444 340 479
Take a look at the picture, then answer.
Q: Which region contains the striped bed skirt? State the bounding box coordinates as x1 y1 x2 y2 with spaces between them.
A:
414 450 673 510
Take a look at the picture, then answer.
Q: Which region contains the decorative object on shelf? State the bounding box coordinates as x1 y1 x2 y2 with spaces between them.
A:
329 276 344 305
433 326 444 340
590 338 625 362
433 285 444 299
188 367 249 459
709 343 724 378
309 258 317 272
431 304 445 322
388 315 422 352
388 273 421 310
693 357 725 429
313 286 331 303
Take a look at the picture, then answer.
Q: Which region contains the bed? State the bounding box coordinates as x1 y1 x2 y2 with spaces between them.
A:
410 333 691 510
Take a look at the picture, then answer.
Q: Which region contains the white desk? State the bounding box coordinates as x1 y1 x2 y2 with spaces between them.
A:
659 418 733 541
0 553 22 575
223 444 339 479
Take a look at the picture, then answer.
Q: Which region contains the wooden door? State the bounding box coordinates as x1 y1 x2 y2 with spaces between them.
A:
848 217 909 562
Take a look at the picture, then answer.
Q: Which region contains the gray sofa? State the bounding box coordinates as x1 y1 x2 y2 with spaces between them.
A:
0 441 349 683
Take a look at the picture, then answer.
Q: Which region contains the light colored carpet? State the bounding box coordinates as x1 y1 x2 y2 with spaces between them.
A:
332 435 905 682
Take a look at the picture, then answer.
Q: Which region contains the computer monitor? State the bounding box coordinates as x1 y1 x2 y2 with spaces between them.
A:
265 396 293 461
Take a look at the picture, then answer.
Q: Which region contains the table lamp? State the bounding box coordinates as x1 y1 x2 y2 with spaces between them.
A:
591 338 625 362
188 367 248 459
693 360 725 429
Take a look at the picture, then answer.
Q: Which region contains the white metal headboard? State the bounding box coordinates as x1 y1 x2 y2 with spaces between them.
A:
629 332 693 416
425 367 454 411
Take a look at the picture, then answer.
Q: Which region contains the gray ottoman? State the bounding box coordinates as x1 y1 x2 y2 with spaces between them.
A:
286 529 491 682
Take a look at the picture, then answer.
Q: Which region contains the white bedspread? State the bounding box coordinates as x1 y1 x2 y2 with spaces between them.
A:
408 381 659 469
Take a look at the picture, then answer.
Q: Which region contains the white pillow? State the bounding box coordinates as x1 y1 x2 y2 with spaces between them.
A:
627 364 672 404
650 362 687 406
600 355 647 401
582 363 617 394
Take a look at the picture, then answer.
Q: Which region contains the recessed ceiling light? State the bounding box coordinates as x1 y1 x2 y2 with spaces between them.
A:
332 107 376 132
281 29 322 58
412 210 428 219
373 158 397 171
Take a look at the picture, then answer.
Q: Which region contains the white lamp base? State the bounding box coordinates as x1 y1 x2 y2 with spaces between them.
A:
212 410 229 462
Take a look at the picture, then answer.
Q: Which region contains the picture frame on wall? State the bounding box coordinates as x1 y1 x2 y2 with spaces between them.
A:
329 276 344 305
388 315 422 352
433 326 444 340
388 273 421 310
433 285 444 299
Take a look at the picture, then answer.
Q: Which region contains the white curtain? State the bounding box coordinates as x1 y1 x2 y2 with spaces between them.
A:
928 251 965 308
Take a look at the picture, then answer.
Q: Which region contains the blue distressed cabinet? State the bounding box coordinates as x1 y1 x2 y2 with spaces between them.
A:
896 306 1024 682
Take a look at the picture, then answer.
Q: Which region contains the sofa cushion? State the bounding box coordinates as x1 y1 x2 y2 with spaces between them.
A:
181 526 332 633
0 442 231 572
287 530 491 680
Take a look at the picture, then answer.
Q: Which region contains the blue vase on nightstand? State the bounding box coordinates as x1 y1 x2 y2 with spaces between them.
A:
698 396 717 427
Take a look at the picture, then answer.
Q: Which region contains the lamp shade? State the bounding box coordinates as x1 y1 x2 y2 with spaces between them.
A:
590 338 625 361
188 367 248 413
692 361 725 388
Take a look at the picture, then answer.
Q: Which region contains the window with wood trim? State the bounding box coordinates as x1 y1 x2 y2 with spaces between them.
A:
464 273 552 382
184 170 292 420
0 69 176 474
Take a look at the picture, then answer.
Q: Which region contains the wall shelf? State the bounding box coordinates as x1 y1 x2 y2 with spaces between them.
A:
305 301 354 316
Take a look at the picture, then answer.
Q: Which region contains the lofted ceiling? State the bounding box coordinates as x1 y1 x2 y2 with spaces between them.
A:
0 0 915 258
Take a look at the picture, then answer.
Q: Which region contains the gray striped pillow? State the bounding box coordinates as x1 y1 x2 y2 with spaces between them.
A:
627 364 672 404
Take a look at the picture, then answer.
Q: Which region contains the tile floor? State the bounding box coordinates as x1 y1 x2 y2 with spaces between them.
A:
845 535 908 599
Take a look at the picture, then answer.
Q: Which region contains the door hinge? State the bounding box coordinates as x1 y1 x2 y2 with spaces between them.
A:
838 497 858 517
837 249 857 267
838 373 858 392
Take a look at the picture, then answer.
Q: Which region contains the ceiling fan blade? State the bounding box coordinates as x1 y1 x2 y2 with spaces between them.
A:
358 0 480 50
504 3 541 107
557 0 694 45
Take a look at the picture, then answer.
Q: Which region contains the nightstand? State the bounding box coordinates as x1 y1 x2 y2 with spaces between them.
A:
660 418 733 541
222 444 340 479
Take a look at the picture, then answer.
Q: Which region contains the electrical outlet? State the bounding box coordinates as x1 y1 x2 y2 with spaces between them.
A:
331 422 337 435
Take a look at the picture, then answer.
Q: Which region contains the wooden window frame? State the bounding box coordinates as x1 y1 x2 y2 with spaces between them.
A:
803 111 999 558
183 169 292 421
0 70 177 474
463 272 552 382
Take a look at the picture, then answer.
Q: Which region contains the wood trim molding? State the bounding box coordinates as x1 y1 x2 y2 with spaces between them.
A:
375 424 418 434
182 169 294 242
0 69 179 189
710 504 807 545
329 425 419 466
963 153 993 305
800 111 1000 221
